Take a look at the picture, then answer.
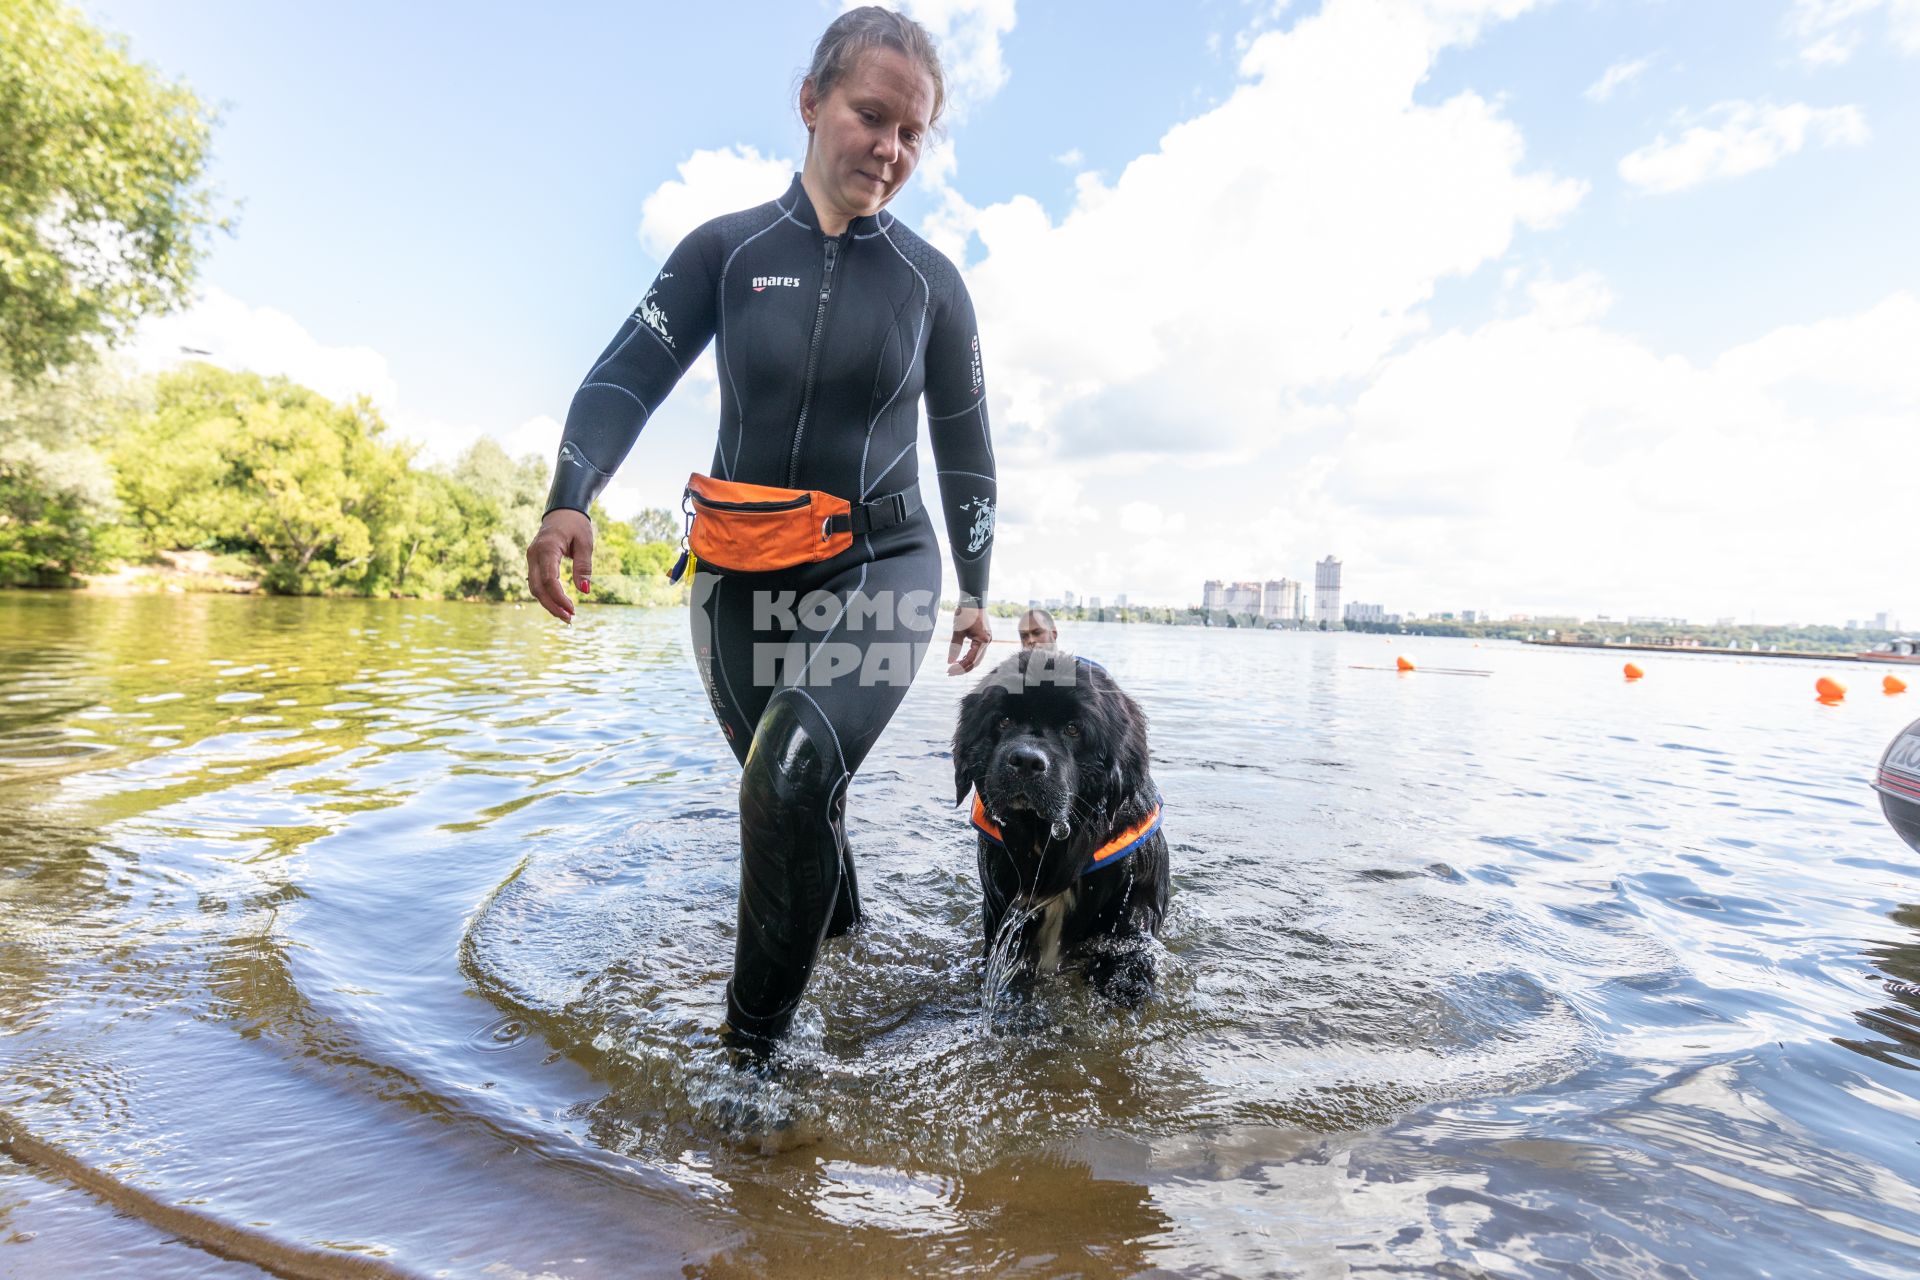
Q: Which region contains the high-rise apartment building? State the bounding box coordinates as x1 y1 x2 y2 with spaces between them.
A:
1263 578 1303 622
1226 581 1262 614
1314 556 1342 624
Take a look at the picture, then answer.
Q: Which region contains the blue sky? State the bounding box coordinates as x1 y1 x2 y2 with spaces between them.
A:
95 1 1920 624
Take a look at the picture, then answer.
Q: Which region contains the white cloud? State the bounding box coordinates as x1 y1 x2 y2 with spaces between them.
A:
1319 289 1920 619
914 0 1591 606
637 145 797 260
958 0 1582 474
862 0 1019 121
130 285 399 411
1584 56 1650 102
1786 0 1920 61
1618 101 1869 194
1052 148 1084 168
1524 271 1614 327
1117 501 1188 538
130 289 542 469
1800 30 1861 63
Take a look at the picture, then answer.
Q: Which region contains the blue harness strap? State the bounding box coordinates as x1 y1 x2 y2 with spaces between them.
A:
970 792 1164 877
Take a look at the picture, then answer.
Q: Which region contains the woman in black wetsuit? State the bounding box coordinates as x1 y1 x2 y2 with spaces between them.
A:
524 7 996 1061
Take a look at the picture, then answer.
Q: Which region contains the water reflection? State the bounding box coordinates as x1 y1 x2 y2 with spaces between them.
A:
1841 902 1920 1070
3 594 1920 1275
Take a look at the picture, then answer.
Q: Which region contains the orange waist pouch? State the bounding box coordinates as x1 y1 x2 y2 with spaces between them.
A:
668 473 853 581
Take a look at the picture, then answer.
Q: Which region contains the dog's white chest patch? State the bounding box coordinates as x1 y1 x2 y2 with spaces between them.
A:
1034 888 1077 973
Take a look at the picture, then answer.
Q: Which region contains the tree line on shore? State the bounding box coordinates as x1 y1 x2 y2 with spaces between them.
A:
0 0 681 604
1 360 682 603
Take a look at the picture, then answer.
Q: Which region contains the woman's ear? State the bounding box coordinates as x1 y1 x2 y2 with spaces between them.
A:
799 78 818 129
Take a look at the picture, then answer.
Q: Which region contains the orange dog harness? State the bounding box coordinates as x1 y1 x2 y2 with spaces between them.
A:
970 792 1165 877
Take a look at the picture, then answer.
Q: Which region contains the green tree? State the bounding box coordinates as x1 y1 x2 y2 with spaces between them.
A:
113 363 416 594
631 506 677 544
371 467 496 599
0 360 138 584
0 0 225 379
580 499 681 604
452 437 549 600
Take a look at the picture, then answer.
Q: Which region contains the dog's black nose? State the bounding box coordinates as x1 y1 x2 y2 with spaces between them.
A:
1006 744 1049 776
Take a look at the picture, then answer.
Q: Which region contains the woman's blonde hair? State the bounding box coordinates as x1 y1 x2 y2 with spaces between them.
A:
803 6 947 131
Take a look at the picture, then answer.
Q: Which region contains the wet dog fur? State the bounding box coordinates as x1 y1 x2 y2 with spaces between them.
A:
952 649 1170 1004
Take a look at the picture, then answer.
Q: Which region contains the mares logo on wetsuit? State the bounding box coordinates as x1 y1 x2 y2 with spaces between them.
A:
963 496 995 554
968 334 984 397
751 276 802 292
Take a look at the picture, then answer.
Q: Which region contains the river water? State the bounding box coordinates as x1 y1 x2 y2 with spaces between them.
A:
1 591 1916 1278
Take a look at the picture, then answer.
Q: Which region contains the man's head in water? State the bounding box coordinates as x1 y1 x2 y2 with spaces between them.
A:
799 7 944 234
1019 608 1057 651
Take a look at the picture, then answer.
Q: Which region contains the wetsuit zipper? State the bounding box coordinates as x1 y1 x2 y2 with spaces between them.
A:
786 235 840 487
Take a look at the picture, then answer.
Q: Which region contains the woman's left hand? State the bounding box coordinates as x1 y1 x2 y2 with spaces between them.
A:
947 605 992 675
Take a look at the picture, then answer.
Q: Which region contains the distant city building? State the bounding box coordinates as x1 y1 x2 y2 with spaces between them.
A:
1202 579 1224 611
1063 590 1077 608
1314 556 1342 624
1627 615 1687 626
1875 611 1893 631
1344 602 1387 624
1262 578 1303 623
1225 581 1262 614
1045 597 1062 610
1461 609 1478 624
1114 593 1128 609
1088 596 1101 611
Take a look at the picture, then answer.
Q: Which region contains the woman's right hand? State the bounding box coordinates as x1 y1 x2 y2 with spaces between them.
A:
526 508 593 623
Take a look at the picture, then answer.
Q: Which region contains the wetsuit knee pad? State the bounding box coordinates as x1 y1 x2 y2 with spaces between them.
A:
740 691 847 828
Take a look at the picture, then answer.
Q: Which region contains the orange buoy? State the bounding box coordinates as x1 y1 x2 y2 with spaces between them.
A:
1623 662 1644 681
1397 655 1416 672
1815 676 1846 704
1887 674 1909 695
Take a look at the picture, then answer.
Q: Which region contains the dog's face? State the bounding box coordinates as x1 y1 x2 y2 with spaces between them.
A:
954 650 1150 839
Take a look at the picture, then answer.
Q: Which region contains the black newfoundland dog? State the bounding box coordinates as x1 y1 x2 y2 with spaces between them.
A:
952 649 1170 1004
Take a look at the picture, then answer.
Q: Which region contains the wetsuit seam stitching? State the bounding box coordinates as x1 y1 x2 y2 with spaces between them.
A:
795 563 869 686
710 576 744 730
718 205 792 479
582 321 648 387
864 222 931 497
573 381 653 417
863 439 917 498
772 686 851 775
926 402 981 422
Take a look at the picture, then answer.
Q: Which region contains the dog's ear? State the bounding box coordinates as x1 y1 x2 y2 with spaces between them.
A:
952 681 998 805
1102 682 1152 814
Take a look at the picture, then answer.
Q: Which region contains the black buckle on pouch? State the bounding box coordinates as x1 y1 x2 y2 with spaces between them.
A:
827 484 919 537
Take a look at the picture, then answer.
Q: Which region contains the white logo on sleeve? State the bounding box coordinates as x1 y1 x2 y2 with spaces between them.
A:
635 275 674 348
963 496 995 554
